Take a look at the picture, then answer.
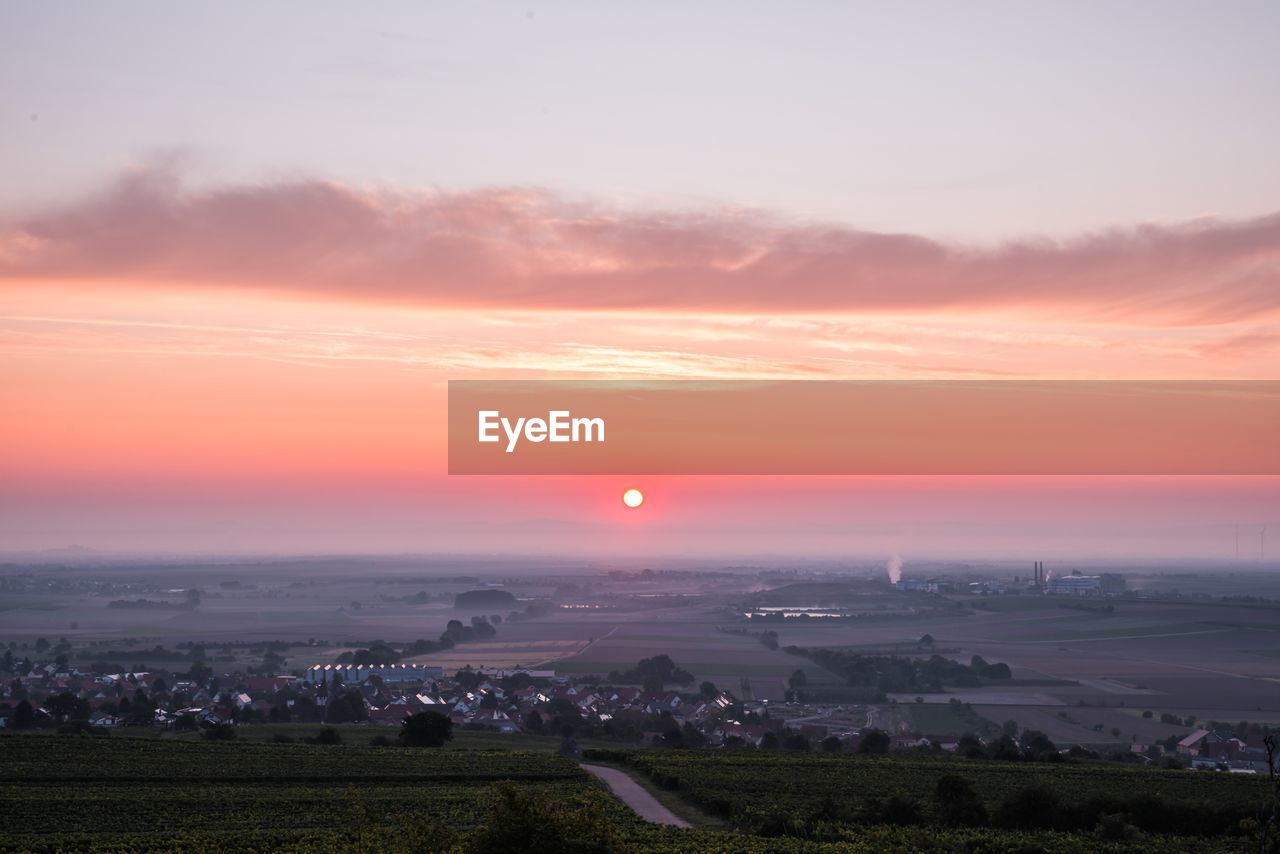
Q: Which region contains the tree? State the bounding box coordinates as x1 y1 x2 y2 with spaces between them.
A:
352 644 399 666
188 661 212 685
957 732 983 757
918 633 935 647
821 735 843 753
1021 730 1058 761
1256 734 1278 852
12 699 35 729
1002 719 1019 738
399 711 453 748
858 728 890 754
699 681 718 699
759 731 780 750
879 794 923 826
325 689 368 724
788 669 807 689
127 689 155 725
983 662 1012 680
988 734 1021 761
934 775 988 827
47 692 86 721
783 732 811 752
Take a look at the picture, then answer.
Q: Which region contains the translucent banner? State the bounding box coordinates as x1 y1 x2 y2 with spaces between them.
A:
447 380 1280 475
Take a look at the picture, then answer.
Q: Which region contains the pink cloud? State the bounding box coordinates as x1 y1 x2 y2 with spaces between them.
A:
2 165 1278 325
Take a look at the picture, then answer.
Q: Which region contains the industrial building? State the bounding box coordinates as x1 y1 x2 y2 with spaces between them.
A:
305 663 445 685
1045 572 1126 597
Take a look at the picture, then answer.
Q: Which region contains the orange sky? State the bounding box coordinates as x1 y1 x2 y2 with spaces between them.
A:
1 173 1278 559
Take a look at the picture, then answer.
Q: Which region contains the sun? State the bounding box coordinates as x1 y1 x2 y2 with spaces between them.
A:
621 487 644 509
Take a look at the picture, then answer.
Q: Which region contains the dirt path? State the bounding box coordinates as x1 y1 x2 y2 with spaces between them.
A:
533 624 619 668
581 763 691 828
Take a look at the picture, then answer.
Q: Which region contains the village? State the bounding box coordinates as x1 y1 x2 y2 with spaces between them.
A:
0 651 841 749
1 647 1275 776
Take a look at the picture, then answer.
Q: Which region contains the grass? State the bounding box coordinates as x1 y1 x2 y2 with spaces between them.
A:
905 702 979 736
151 722 625 752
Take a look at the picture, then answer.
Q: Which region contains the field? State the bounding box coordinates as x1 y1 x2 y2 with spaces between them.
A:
4 734 1269 853
5 558 1280 750
0 734 611 852
609 749 1271 851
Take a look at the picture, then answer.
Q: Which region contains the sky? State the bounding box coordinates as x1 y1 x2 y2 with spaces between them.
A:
1 2 1278 559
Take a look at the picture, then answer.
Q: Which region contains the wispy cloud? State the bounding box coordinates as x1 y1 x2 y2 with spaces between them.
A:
3 164 1278 325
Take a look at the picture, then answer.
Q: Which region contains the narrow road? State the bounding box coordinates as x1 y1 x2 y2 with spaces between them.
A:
581 763 691 828
532 624 619 668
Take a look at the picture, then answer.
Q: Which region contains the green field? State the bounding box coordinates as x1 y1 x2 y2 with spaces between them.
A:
904 701 983 736
154 722 625 753
3 734 1270 852
607 750 1269 852
0 735 604 851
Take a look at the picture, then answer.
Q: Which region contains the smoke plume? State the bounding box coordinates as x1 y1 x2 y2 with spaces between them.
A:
887 554 903 585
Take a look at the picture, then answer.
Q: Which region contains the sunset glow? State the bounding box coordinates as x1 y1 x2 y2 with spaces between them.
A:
1 4 1276 559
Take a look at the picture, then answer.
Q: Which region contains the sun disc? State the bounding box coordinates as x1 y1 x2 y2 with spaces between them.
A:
622 488 644 509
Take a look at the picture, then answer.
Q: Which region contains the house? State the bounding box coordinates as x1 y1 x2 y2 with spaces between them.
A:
713 722 770 747
197 706 235 727
472 709 521 733
1176 729 1211 756
368 704 413 726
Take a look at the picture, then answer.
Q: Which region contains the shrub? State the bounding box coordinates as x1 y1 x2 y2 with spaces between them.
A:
399 711 453 748
306 727 342 745
996 784 1063 830
469 781 624 852
934 775 988 827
